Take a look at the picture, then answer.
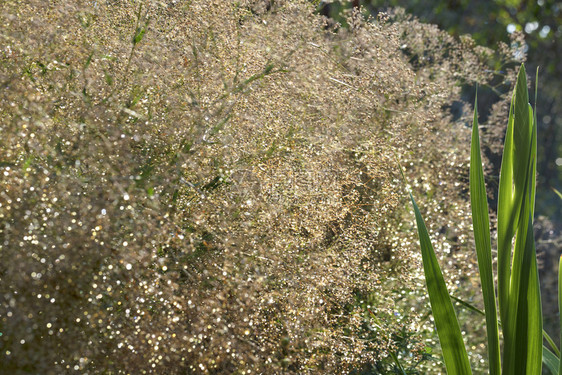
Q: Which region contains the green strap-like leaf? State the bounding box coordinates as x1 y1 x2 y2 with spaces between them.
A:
497 64 543 374
410 194 472 375
530 103 537 218
545 329 561 358
497 83 516 329
469 96 500 375
512 65 531 189
451 292 559 366
503 150 542 374
497 64 531 341
532 68 539 217
544 347 560 375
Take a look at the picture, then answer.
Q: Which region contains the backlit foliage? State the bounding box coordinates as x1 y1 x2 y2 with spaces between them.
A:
0 0 522 373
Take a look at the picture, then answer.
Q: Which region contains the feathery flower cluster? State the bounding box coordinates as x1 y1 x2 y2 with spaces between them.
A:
0 0 522 373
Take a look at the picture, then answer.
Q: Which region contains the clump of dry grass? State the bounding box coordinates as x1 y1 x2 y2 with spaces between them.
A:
0 0 522 373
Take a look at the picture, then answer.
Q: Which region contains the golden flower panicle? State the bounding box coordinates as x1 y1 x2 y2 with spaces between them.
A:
0 0 521 373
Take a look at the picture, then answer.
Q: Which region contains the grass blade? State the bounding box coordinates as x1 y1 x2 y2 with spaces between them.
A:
451 293 558 362
389 352 407 375
409 194 472 375
553 187 562 200
544 347 560 375
513 209 542 374
497 82 517 329
531 68 539 217
469 96 500 375
545 328 561 358
497 65 534 330
503 137 542 374
512 65 531 187
530 103 537 218
496 64 543 374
